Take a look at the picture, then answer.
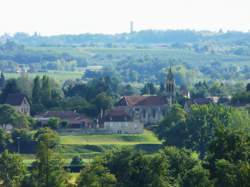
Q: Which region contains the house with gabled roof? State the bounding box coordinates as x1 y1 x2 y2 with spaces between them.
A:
5 93 30 115
115 95 169 124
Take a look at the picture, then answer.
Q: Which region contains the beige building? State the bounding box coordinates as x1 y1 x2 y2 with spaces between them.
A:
5 93 30 115
103 108 144 134
102 67 176 134
116 96 169 125
114 67 176 125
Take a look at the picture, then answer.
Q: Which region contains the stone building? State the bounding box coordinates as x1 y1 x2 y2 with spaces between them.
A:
5 93 30 115
102 67 176 133
115 66 176 125
115 96 169 124
103 108 143 134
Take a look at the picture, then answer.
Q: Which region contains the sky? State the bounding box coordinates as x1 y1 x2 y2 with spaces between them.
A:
0 0 249 36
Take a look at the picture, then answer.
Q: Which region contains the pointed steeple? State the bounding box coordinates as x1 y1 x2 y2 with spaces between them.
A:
167 64 174 81
166 65 176 101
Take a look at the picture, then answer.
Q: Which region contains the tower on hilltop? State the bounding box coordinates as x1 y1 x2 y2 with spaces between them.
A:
130 21 134 34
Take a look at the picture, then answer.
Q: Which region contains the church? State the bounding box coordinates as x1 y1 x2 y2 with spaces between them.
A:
102 67 176 133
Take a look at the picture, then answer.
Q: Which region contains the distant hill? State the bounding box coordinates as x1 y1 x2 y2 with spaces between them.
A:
1 30 250 46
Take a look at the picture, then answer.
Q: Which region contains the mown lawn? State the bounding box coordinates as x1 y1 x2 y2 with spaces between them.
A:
60 130 161 145
20 130 162 166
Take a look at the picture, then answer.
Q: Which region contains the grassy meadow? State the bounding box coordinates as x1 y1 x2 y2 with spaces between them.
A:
5 71 83 83
59 130 161 145
21 130 162 166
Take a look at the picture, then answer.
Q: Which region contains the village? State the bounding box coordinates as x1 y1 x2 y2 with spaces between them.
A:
1 67 235 135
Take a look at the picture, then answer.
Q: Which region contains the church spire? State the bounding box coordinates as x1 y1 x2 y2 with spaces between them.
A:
166 65 176 101
167 64 174 81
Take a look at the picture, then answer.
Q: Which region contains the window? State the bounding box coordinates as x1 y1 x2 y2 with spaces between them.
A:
152 109 156 118
134 108 140 112
143 109 146 118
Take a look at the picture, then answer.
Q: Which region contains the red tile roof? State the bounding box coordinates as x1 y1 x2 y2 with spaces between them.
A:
104 108 132 122
36 111 92 124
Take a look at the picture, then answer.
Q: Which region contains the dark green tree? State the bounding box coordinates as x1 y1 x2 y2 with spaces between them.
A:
77 162 117 187
157 104 250 157
104 149 171 187
30 128 68 187
0 150 26 187
161 147 213 187
141 82 157 95
0 79 20 103
0 71 5 88
47 118 60 130
207 127 250 187
157 104 187 147
94 92 112 117
0 128 11 152
41 76 52 106
0 104 20 129
70 156 83 166
246 83 250 92
32 76 41 104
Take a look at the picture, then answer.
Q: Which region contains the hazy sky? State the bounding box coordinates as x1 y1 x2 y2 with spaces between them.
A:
0 0 249 35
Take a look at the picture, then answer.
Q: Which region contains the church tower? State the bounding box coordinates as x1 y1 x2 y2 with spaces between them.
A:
166 66 176 104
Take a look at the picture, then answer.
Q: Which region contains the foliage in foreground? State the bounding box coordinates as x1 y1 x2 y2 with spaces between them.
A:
157 104 250 157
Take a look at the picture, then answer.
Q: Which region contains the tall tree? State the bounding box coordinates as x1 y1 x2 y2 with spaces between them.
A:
77 162 117 187
141 83 157 95
246 83 250 92
94 92 112 118
162 147 213 187
207 127 250 187
104 149 171 187
32 76 41 104
0 104 20 129
0 72 5 88
0 79 20 103
0 150 26 187
30 128 67 187
0 128 11 152
41 76 52 106
157 104 250 157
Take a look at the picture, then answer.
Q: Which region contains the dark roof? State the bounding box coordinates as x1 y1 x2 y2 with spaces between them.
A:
104 108 132 122
117 96 168 107
193 98 213 104
38 111 79 118
36 111 92 124
218 97 232 104
186 98 214 107
5 93 28 106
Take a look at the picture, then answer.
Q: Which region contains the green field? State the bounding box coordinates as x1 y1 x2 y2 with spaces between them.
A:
60 130 161 145
29 46 250 66
5 71 83 83
21 130 162 166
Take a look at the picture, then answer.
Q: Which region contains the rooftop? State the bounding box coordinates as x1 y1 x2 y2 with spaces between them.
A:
5 93 29 106
117 96 168 107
